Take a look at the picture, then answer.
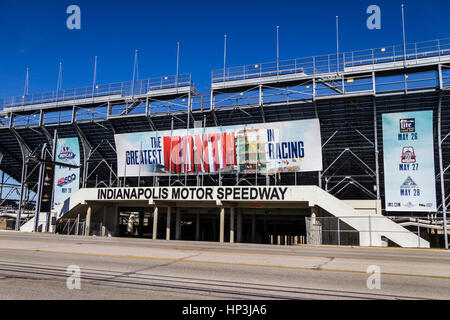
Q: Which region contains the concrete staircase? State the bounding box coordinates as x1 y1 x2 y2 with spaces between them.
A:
310 187 429 248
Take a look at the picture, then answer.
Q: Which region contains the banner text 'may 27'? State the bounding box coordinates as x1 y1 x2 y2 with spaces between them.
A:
382 110 437 212
114 119 322 176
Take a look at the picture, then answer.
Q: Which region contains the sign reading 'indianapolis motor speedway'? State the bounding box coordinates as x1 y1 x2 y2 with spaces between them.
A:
114 119 322 177
382 110 437 212
97 186 290 202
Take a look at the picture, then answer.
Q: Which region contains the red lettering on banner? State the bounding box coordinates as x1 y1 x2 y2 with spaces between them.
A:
226 132 236 166
164 132 236 174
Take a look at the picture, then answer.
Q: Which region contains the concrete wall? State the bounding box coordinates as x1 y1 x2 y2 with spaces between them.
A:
343 200 382 215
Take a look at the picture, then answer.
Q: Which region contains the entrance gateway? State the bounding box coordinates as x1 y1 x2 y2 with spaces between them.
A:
56 185 429 248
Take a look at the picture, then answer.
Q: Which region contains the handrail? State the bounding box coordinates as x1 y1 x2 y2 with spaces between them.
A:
212 37 450 83
0 73 192 109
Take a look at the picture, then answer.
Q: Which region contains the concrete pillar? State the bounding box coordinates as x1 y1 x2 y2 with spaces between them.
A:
138 212 144 236
85 205 92 236
112 204 120 236
75 214 80 236
114 205 120 236
251 213 256 243
237 208 242 243
311 206 318 221
166 207 171 240
229 207 235 243
152 206 158 240
127 213 135 234
101 207 107 237
195 213 200 241
175 207 181 240
219 207 225 243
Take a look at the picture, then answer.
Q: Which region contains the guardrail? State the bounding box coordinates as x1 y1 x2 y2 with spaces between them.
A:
212 38 450 83
0 74 192 109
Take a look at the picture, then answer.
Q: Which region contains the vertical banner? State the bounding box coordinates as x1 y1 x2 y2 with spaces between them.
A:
40 164 54 213
114 119 323 177
53 137 80 207
382 110 437 212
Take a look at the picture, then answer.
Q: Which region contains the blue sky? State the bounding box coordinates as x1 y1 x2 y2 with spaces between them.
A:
0 0 449 97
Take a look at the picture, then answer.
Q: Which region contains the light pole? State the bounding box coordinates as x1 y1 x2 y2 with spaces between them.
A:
56 62 62 105
336 16 339 73
401 4 407 63
176 42 180 86
92 56 97 98
132 49 138 96
276 25 279 74
23 68 29 97
223 34 227 81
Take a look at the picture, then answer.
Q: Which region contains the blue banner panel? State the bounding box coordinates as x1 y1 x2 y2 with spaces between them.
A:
382 110 436 212
53 137 80 207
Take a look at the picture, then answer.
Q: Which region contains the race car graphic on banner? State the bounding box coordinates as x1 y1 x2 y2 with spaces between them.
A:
114 118 323 177
53 137 80 207
382 110 437 212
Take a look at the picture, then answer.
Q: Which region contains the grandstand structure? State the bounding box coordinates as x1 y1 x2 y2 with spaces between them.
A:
0 37 449 247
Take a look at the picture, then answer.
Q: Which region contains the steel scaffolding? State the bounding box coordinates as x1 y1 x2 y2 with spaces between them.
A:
0 38 449 247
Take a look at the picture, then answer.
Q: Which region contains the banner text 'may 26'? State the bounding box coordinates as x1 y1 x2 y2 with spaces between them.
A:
382 110 437 212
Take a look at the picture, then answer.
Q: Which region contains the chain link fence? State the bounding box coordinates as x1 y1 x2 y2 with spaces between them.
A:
305 215 447 248
55 219 103 236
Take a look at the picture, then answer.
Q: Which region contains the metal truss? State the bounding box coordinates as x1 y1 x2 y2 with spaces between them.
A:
0 40 449 238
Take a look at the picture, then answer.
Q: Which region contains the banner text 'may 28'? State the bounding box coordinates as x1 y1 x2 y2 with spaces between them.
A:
382 110 437 212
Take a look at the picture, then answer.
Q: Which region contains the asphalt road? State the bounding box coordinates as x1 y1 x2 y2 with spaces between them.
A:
0 231 449 300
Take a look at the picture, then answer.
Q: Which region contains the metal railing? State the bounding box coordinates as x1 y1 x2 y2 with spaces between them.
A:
305 215 448 248
0 74 192 109
212 38 450 83
55 219 104 236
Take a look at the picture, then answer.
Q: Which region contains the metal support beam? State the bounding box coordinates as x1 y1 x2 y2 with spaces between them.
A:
11 128 33 231
437 91 449 249
146 116 157 131
259 84 265 123
40 127 54 148
108 119 119 134
210 89 214 110
317 78 344 94
211 109 220 127
145 97 158 131
372 72 376 94
74 124 111 188
120 99 141 116
373 98 380 200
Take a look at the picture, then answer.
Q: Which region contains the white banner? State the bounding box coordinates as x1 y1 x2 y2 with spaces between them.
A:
114 119 323 177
